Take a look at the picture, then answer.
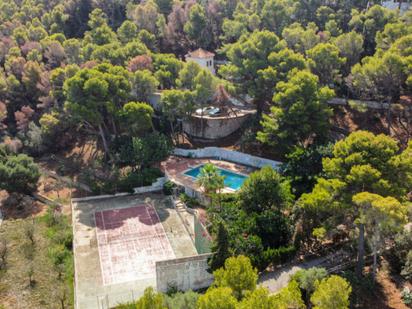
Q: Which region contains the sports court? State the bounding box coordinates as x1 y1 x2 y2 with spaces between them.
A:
95 204 175 285
73 194 197 309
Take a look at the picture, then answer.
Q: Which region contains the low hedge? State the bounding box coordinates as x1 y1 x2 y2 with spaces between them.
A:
263 245 297 266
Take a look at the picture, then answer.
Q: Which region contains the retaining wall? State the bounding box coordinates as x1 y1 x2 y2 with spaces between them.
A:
71 177 166 202
183 111 255 139
173 147 282 169
156 253 213 292
328 98 392 109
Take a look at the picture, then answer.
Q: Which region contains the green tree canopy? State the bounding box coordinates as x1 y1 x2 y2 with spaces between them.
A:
219 30 283 109
209 221 231 271
131 69 159 102
213 255 258 300
0 149 40 194
333 31 364 73
238 166 293 213
299 132 412 276
272 280 305 309
63 63 131 156
135 287 166 309
257 70 333 153
120 102 154 136
307 43 345 85
310 275 351 309
292 267 328 303
184 3 212 48
353 192 408 277
197 287 238 309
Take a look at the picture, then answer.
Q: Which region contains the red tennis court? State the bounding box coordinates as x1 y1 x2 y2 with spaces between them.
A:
95 204 175 285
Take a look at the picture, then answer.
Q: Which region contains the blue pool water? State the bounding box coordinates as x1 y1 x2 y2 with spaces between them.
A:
184 165 248 190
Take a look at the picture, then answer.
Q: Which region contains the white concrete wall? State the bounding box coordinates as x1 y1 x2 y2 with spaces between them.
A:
173 147 282 169
186 57 215 75
148 92 162 112
155 253 213 292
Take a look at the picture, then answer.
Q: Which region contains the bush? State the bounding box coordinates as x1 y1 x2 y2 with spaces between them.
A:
48 244 71 268
163 180 176 195
86 167 163 194
401 287 412 306
264 245 297 266
165 290 199 309
0 152 40 194
179 193 200 208
388 229 412 276
401 251 412 280
118 168 163 192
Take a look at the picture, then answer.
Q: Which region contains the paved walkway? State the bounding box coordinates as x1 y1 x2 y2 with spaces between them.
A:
258 257 328 293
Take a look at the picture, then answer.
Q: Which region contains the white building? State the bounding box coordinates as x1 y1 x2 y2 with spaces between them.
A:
185 48 215 75
381 0 411 14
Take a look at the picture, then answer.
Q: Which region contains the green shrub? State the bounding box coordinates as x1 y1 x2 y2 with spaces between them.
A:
163 180 176 195
117 168 163 192
87 167 163 194
179 193 200 208
264 245 296 266
48 244 71 267
401 251 412 280
165 290 199 309
401 287 412 306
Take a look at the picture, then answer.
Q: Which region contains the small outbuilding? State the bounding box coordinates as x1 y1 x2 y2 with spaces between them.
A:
185 48 215 75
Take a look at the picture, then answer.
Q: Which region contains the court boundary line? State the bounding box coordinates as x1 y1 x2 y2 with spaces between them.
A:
94 203 175 286
145 202 176 260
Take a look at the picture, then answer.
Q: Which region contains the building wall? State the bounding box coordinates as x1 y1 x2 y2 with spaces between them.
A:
148 92 162 112
182 112 253 139
186 56 215 74
382 1 411 13
155 254 214 292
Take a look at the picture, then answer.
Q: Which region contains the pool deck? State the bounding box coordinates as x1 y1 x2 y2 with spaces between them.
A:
161 156 255 193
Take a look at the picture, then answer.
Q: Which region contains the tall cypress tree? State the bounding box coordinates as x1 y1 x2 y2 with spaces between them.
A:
208 221 230 271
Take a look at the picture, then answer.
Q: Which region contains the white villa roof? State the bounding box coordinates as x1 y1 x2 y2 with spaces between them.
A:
186 48 215 59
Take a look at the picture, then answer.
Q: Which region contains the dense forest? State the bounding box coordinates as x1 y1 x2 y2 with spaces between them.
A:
0 0 410 159
0 0 411 308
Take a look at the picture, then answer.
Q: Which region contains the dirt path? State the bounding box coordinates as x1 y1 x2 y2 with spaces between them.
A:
377 270 410 309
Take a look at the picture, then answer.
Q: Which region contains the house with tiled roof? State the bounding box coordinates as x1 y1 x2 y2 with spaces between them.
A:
185 48 215 75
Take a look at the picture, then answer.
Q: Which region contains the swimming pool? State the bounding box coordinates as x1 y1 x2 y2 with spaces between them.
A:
184 165 248 190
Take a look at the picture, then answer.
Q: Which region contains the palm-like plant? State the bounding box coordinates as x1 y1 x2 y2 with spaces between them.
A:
196 163 225 196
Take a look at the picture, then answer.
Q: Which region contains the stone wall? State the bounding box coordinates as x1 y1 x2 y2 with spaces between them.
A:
182 111 255 140
156 253 213 292
173 147 282 169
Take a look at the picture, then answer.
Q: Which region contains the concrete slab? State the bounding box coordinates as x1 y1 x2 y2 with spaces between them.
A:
73 194 197 309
